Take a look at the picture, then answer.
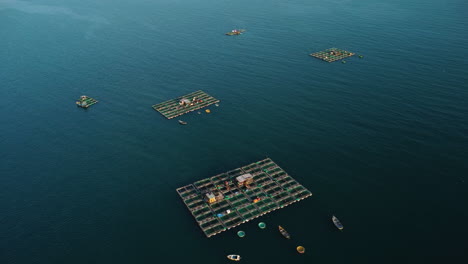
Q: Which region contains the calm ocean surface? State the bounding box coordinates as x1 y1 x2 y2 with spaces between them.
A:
1 0 467 263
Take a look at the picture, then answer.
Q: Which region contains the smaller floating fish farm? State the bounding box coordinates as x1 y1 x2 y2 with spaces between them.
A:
177 158 312 238
76 95 98 108
152 90 219 119
310 48 355 62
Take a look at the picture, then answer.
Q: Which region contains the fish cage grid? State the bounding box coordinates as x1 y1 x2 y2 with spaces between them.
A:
310 48 355 62
152 90 219 119
176 158 312 238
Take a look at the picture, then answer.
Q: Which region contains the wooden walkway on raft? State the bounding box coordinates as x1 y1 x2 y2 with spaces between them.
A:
176 158 312 238
152 90 219 119
310 48 355 62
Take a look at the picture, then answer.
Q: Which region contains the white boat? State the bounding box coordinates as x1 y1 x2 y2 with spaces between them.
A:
227 255 241 261
332 215 343 230
278 225 290 239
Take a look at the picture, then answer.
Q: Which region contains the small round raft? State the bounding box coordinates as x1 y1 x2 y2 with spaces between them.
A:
237 231 245 238
296 246 305 254
205 109 211 113
258 222 266 229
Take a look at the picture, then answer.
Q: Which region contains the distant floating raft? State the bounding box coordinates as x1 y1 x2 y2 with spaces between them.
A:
310 48 355 63
76 95 98 108
152 90 219 119
237 231 245 237
258 222 266 229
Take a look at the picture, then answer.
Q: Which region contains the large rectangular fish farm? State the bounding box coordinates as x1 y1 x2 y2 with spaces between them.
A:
176 158 312 238
152 90 219 119
310 48 355 62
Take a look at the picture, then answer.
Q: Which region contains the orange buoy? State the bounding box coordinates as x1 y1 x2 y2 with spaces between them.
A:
205 109 211 113
296 246 305 254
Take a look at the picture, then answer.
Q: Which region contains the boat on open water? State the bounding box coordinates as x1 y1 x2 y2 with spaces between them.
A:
332 215 343 230
227 255 241 261
278 225 291 239
225 29 246 36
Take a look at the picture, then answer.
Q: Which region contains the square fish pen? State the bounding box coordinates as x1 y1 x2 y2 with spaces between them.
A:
310 48 355 62
152 90 219 119
176 158 312 238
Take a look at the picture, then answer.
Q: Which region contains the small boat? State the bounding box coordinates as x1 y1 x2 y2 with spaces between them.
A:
225 29 246 36
278 225 290 239
332 215 343 230
178 120 187 125
296 246 305 254
227 255 241 261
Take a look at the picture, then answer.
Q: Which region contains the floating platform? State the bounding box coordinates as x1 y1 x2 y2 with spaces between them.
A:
176 158 312 238
152 90 219 119
76 95 98 108
310 48 355 62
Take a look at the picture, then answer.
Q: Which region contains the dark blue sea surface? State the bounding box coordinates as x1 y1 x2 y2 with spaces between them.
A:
1 0 467 263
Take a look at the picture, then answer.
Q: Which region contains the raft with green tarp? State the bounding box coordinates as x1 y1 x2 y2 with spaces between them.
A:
176 158 313 238
76 95 98 108
152 90 219 119
310 48 355 62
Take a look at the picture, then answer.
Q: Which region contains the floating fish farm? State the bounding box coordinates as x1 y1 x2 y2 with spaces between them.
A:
177 158 312 238
310 48 355 62
76 95 98 108
152 90 219 119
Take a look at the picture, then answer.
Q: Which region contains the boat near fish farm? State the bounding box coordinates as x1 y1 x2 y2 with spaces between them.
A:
278 225 290 239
